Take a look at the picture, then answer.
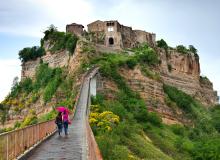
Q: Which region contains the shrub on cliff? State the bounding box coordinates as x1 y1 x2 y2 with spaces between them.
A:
133 43 159 66
176 45 188 54
163 84 194 113
18 46 45 62
189 45 197 54
43 68 62 103
42 25 78 54
126 58 137 69
192 136 220 160
10 78 33 98
210 105 220 133
157 39 168 52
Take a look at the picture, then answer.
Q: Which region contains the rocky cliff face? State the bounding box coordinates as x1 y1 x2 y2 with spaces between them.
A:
20 41 219 125
158 48 218 106
21 49 70 79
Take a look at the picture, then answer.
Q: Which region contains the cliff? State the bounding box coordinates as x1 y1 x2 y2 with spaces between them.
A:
158 48 218 106
19 40 219 125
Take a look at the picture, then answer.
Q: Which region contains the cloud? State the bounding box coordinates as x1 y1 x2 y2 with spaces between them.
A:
0 0 94 37
0 0 219 100
0 59 21 101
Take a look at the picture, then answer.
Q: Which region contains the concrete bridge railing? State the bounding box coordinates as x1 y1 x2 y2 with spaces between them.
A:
0 120 56 160
85 67 103 160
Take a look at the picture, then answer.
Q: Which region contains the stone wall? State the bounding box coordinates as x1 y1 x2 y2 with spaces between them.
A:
87 20 105 32
87 20 156 49
21 50 70 79
66 23 84 37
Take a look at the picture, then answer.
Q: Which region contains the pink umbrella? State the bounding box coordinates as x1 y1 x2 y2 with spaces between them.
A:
56 106 69 114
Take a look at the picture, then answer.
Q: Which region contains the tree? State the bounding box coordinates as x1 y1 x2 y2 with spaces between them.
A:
189 45 199 57
157 39 168 51
18 46 45 62
43 24 58 41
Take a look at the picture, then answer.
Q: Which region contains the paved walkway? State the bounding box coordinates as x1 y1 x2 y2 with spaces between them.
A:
26 78 90 160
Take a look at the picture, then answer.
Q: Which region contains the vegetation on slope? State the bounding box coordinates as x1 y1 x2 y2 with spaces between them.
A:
163 84 220 160
18 25 78 63
41 25 78 54
82 42 220 160
156 39 198 57
0 63 77 133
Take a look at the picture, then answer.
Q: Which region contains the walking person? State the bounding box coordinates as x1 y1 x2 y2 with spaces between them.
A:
55 112 63 135
63 110 69 135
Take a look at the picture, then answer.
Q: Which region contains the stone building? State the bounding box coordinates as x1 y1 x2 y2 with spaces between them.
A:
87 20 156 49
66 23 84 37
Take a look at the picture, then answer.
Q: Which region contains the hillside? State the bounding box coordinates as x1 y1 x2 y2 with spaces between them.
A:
0 23 220 160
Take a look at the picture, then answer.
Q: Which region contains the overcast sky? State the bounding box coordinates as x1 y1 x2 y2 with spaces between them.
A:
0 0 220 101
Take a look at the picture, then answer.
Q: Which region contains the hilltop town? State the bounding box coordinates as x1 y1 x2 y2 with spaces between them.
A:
1 19 220 160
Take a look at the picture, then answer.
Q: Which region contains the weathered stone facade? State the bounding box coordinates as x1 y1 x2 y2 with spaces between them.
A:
21 50 70 79
87 20 156 49
158 48 218 105
66 23 84 37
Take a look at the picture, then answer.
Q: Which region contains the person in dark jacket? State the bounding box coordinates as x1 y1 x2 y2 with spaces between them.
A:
63 110 69 135
55 112 63 135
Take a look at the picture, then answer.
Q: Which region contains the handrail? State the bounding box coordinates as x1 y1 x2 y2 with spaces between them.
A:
0 119 56 160
85 67 103 160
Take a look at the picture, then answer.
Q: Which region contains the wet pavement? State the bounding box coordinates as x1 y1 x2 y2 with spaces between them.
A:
26 78 90 160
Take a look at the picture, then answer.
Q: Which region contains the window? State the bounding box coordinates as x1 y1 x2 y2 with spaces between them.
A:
107 22 114 26
108 27 114 32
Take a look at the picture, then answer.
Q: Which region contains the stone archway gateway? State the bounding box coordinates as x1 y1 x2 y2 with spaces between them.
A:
109 37 114 45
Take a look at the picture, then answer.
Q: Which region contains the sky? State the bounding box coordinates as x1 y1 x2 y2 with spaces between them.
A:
0 0 220 101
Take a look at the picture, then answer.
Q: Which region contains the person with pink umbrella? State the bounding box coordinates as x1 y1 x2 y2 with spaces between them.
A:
63 110 69 135
56 106 70 135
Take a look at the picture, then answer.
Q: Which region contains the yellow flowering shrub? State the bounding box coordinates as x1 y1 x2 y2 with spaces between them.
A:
89 105 120 132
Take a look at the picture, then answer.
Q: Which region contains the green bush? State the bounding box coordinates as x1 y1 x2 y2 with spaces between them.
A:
43 68 62 103
14 121 21 128
147 112 162 127
42 25 78 54
19 46 45 62
175 137 194 153
10 78 33 98
111 145 130 160
199 76 210 84
20 110 38 128
133 43 159 66
192 136 220 160
163 84 194 113
170 124 186 137
96 133 120 160
176 45 188 54
188 45 197 55
211 105 220 132
157 39 168 52
141 66 161 81
38 109 57 122
126 58 137 69
34 63 54 89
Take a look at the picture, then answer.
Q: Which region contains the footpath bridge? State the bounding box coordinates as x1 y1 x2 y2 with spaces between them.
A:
0 68 102 160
